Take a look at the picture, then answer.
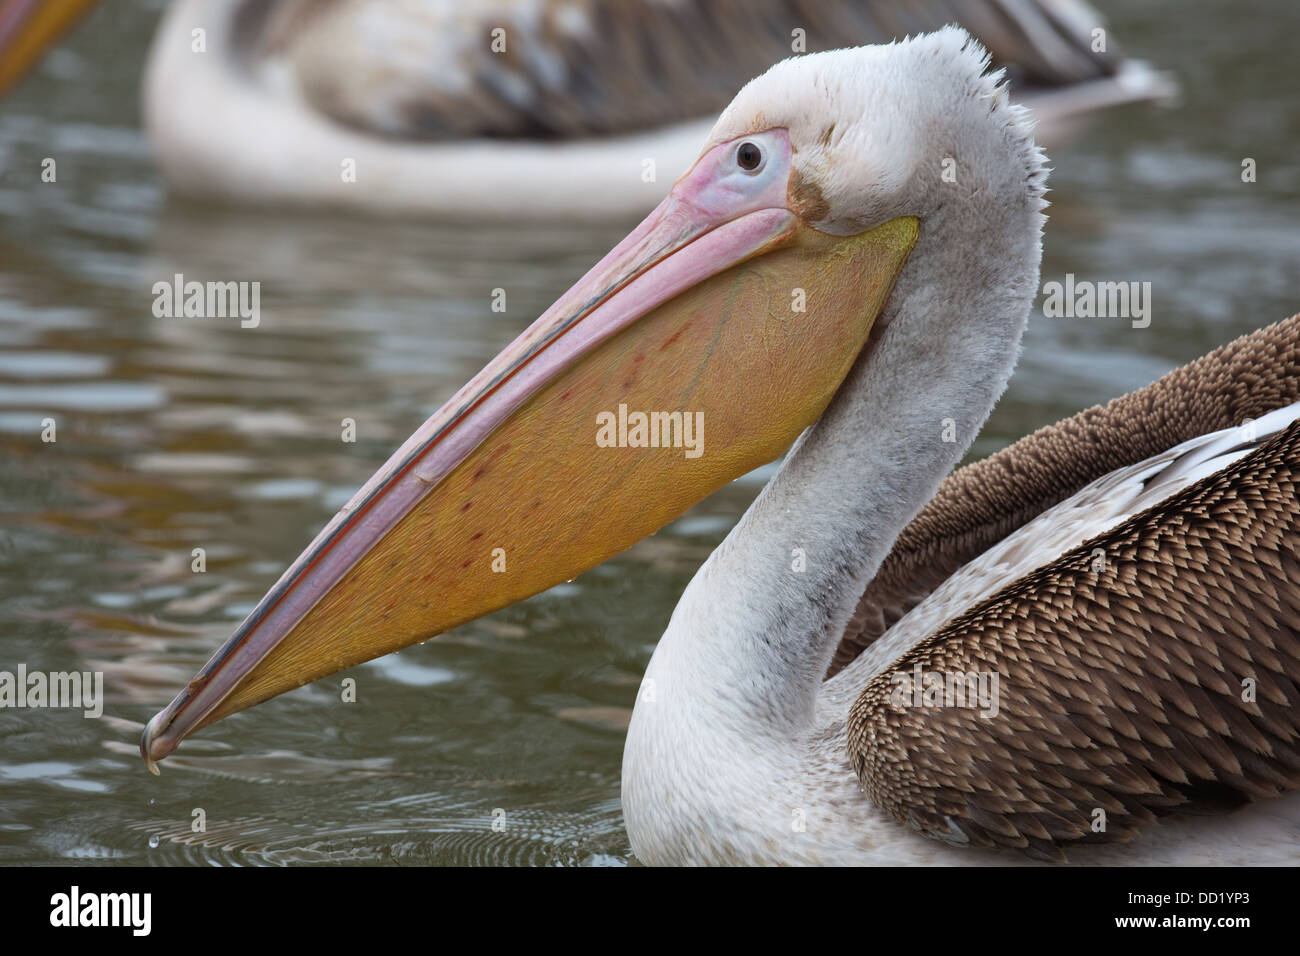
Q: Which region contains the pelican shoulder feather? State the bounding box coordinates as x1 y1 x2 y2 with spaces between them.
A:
848 407 1300 860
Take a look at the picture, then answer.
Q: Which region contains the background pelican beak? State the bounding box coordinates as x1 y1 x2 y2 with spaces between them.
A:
0 0 99 97
141 133 919 770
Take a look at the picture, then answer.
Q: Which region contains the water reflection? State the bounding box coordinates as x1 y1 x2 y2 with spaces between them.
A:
1 0 1299 865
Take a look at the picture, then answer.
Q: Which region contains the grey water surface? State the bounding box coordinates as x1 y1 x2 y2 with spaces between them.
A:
0 0 1298 864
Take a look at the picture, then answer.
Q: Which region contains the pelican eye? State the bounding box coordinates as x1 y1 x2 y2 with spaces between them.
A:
736 141 764 172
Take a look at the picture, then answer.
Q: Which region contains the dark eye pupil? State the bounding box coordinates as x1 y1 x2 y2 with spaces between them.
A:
737 142 762 170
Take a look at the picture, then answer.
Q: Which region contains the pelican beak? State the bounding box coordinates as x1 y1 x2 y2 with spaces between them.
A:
0 0 99 97
141 129 918 771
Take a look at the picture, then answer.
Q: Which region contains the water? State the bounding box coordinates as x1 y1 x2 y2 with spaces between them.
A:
1 0 1298 865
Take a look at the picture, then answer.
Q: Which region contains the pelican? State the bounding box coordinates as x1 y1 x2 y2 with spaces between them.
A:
1 0 1172 217
138 29 1300 865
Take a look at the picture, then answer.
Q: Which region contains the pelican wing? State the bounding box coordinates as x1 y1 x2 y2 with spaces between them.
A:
269 0 1123 140
846 412 1300 861
831 315 1300 678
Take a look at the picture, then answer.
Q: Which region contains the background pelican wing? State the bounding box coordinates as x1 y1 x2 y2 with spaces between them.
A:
831 315 1300 678
273 0 1126 140
847 417 1300 860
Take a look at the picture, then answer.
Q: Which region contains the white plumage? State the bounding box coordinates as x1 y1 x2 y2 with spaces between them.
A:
622 31 1300 865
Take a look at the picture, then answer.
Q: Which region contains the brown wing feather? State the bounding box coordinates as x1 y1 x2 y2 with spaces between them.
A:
273 0 1122 140
847 418 1300 861
831 314 1300 678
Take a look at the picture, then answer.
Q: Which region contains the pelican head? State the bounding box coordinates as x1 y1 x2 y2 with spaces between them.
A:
141 28 1045 770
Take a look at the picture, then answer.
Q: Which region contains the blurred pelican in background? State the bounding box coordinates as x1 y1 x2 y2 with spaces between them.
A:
0 0 1172 218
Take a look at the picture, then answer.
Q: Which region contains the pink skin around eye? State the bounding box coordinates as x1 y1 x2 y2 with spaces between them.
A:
670 129 793 220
